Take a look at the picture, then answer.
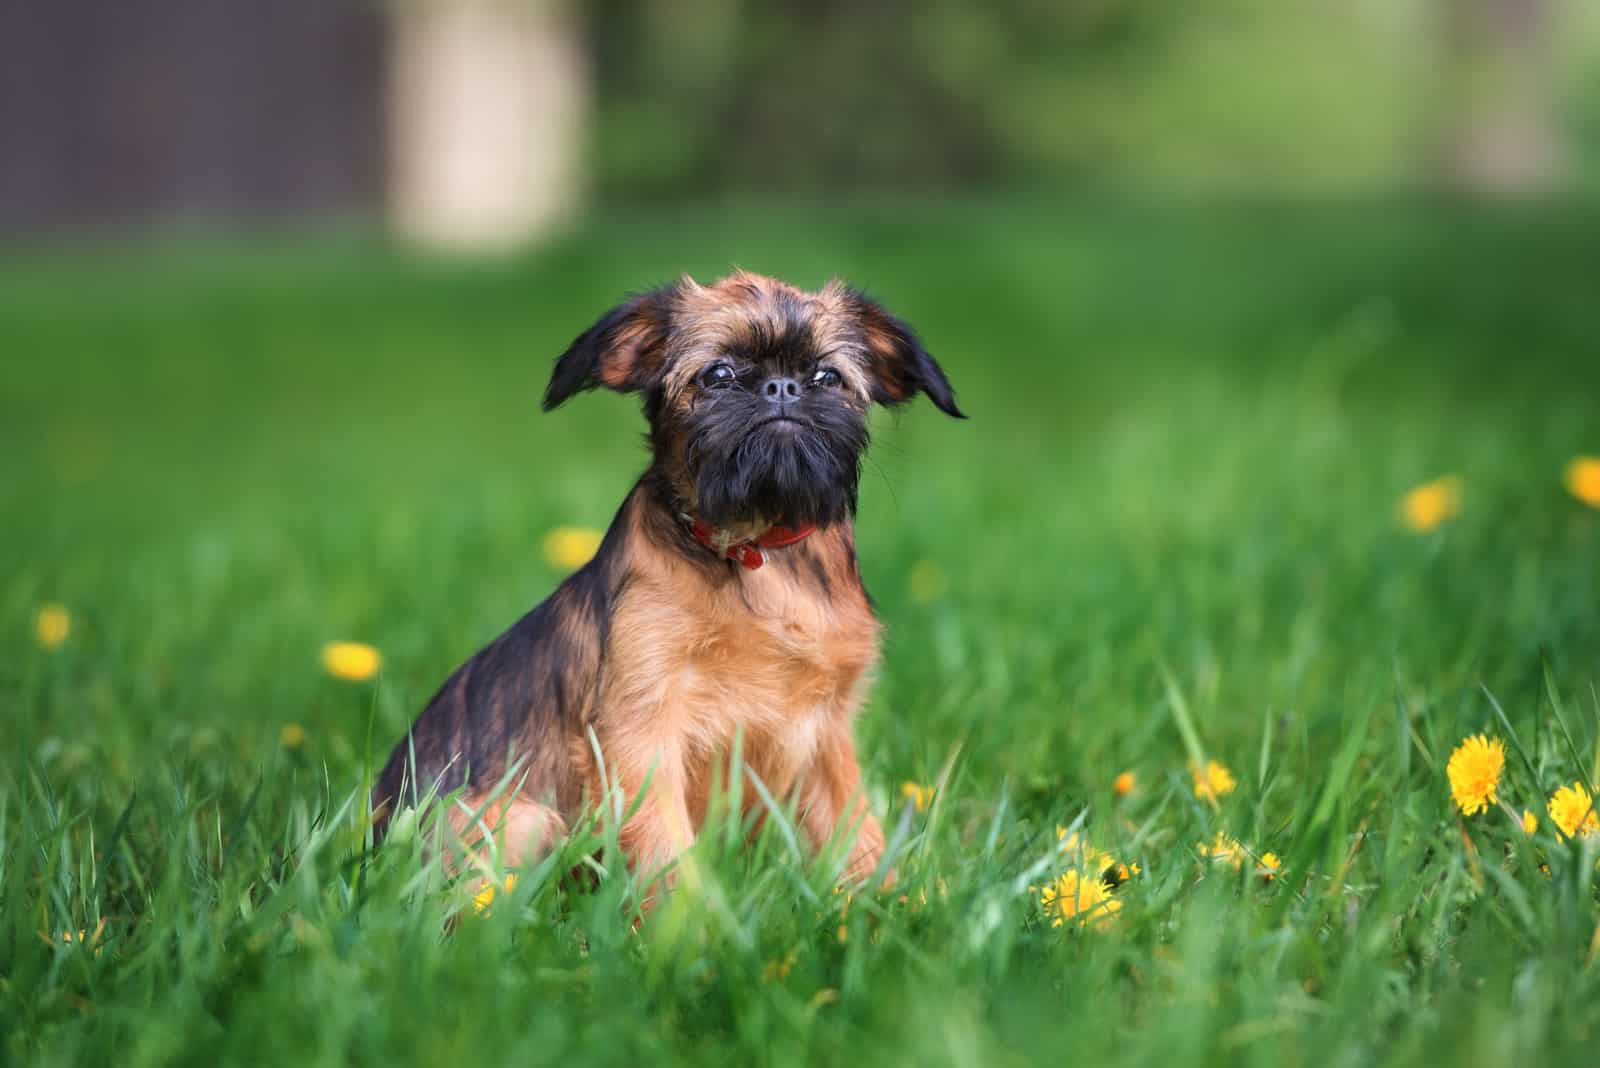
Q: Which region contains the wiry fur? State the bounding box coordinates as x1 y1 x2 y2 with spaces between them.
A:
373 272 962 896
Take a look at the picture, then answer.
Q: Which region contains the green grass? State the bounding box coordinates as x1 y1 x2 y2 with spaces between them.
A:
5 196 1600 1066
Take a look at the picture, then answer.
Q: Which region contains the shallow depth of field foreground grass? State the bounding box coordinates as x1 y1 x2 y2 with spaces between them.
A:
5 198 1600 1066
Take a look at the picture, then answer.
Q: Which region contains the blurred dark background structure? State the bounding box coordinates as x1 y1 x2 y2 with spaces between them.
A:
5 0 1600 246
1 2 385 232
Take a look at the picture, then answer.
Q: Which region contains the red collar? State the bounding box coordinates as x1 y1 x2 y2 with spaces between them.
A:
685 516 817 570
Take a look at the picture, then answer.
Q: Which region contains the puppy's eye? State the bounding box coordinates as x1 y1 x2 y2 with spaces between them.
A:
810 367 842 389
699 363 737 389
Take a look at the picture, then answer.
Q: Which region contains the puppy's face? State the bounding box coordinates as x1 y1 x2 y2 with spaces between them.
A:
544 272 963 530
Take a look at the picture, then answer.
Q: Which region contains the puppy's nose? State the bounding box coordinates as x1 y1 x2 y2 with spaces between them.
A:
761 376 803 404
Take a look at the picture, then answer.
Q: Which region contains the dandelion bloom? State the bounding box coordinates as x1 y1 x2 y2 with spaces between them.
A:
1522 809 1539 835
1547 782 1599 840
36 604 71 649
1113 771 1136 798
1040 870 1121 929
279 723 307 749
901 781 934 813
1256 852 1282 882
321 641 382 682
1564 457 1600 508
1191 760 1237 803
907 560 947 604
543 526 604 570
1197 831 1245 870
1399 475 1463 533
53 919 107 955
1057 828 1137 887
1445 734 1504 816
763 951 797 982
473 874 518 914
1107 859 1141 886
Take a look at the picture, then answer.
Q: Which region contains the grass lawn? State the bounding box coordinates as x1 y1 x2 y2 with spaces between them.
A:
5 196 1600 1066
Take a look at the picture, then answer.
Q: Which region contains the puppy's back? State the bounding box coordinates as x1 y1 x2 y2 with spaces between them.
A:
370 512 629 834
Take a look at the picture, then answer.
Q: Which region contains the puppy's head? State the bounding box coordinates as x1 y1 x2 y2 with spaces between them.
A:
544 271 962 530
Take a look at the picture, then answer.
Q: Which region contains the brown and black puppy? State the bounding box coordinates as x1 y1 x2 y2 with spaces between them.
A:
373 271 962 892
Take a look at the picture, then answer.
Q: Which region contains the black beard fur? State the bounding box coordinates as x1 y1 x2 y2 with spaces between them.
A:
679 399 868 530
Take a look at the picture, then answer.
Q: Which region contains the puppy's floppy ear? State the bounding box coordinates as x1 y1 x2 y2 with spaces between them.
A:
543 284 678 410
843 287 965 418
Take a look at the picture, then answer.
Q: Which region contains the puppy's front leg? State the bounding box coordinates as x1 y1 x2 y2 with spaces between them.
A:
797 728 888 888
612 743 695 906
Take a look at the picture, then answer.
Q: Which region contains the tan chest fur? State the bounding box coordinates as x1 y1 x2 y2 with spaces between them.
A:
591 532 879 823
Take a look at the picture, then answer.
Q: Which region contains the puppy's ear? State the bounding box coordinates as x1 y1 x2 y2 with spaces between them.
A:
543 284 678 410
843 287 965 418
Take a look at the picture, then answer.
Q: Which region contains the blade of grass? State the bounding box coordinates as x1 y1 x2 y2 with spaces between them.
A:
1543 658 1589 780
1393 664 1410 784
1160 662 1209 795
1309 697 1374 832
1481 682 1539 784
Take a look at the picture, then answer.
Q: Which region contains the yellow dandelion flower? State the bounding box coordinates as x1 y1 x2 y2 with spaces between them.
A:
1057 828 1137 888
901 781 933 813
1399 475 1463 533
1191 760 1237 803
762 951 797 982
48 919 106 955
279 723 306 749
907 560 947 604
1564 457 1600 509
472 874 518 914
1257 852 1282 882
36 604 71 649
1113 771 1136 798
1198 831 1245 870
1445 734 1504 816
321 641 382 682
1522 809 1539 835
1040 871 1121 929
1548 782 1599 840
543 526 603 570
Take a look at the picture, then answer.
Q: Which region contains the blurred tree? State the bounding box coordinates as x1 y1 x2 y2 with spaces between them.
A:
390 0 587 251
1440 0 1568 192
589 0 1180 197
